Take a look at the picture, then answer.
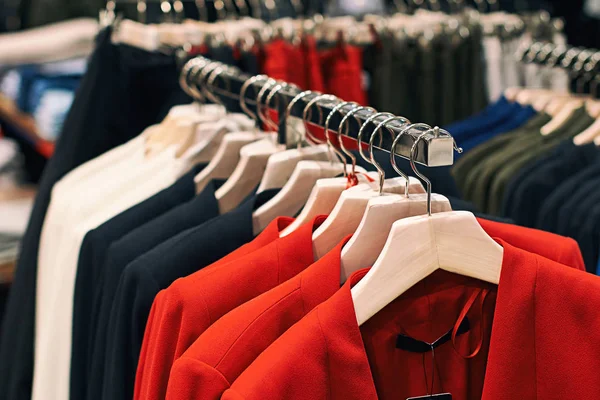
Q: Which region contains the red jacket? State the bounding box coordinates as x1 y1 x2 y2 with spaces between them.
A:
166 221 585 400
221 239 600 400
134 216 327 400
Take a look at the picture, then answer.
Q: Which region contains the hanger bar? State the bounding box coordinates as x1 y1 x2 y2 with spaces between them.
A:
187 56 455 167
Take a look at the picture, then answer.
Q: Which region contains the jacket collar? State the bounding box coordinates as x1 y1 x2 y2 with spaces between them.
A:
314 239 538 399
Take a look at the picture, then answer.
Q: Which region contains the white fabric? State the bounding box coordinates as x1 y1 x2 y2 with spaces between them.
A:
483 36 504 102
32 131 191 400
501 38 521 89
36 132 147 299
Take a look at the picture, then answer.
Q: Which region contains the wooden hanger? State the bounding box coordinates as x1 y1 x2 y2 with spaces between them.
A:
279 103 376 238
254 98 384 234
279 170 371 237
311 112 424 261
195 131 267 193
215 77 285 213
256 92 341 193
252 160 347 234
340 122 452 282
351 130 503 326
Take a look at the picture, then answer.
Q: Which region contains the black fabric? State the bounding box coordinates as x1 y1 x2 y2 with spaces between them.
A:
70 164 205 400
578 200 600 274
537 161 600 233
564 182 600 271
96 188 280 400
556 178 600 237
504 142 599 227
0 28 191 400
85 179 223 400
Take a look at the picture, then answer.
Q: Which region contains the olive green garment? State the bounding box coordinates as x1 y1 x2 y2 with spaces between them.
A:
470 108 588 212
486 109 596 215
452 112 551 191
463 114 551 203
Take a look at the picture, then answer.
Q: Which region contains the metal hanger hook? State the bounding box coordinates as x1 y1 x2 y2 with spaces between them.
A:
186 58 213 101
240 74 269 122
196 61 223 101
302 94 340 145
410 127 436 217
337 106 377 177
264 82 300 134
370 116 411 195
324 101 360 176
390 123 431 197
181 58 208 100
285 90 315 148
356 112 395 166
256 78 279 130
205 65 231 105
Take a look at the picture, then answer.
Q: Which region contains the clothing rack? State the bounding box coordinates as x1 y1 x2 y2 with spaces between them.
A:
518 41 600 77
181 55 456 167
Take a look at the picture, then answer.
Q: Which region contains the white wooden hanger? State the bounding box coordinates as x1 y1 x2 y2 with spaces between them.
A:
175 64 257 158
279 103 375 237
311 112 424 261
215 78 285 212
256 91 338 192
352 129 504 326
216 135 283 213
340 122 452 282
178 115 256 161
195 131 268 193
253 98 370 234
279 171 371 237
252 160 347 234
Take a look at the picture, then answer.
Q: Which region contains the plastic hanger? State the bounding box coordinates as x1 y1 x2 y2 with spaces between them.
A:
311 112 425 261
340 120 452 282
256 91 334 193
253 98 362 234
352 129 504 326
215 78 285 213
279 102 374 237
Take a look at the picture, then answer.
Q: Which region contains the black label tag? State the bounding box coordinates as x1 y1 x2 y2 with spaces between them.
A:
407 393 452 400
396 317 470 353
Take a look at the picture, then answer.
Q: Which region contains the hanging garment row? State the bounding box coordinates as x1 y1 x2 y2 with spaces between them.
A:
4 22 599 400
448 41 600 272
0 12 594 400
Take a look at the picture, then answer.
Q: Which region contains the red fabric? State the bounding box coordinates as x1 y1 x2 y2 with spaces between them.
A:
221 240 600 399
476 218 586 272
134 216 326 400
302 36 326 92
165 220 585 400
320 43 367 105
260 39 306 88
165 235 349 400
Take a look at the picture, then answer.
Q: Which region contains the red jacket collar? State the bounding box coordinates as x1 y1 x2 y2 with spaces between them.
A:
314 239 539 399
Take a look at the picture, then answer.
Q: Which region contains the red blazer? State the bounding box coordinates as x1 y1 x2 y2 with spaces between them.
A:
134 216 326 400
166 221 585 400
221 239 600 400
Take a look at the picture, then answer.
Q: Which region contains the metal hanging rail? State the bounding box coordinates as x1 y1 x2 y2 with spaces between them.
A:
181 56 456 167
